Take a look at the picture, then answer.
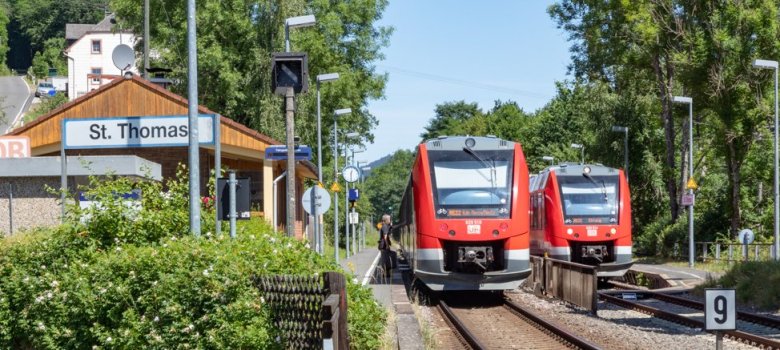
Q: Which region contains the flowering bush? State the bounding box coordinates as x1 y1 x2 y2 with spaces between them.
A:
0 169 386 349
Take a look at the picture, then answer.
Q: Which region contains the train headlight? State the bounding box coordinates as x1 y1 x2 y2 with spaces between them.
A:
492 229 499 237
566 228 573 235
448 230 456 237
610 228 617 235
465 137 476 148
499 222 509 231
439 223 449 232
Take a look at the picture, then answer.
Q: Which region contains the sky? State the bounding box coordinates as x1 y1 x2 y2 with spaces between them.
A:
362 1 572 164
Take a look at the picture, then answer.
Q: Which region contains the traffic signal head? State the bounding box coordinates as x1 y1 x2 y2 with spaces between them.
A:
271 52 309 95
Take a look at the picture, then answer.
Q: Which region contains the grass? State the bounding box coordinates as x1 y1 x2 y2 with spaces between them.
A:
634 256 733 274
696 260 780 311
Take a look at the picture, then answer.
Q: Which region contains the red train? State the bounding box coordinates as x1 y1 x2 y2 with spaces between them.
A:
393 136 531 291
529 163 632 277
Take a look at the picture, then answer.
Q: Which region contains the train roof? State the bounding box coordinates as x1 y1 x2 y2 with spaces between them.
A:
422 135 516 151
545 163 620 176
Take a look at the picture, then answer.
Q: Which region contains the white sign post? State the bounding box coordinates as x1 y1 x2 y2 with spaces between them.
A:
705 288 736 350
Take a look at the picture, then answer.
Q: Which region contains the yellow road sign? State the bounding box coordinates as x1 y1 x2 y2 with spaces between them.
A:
330 182 341 192
687 178 698 190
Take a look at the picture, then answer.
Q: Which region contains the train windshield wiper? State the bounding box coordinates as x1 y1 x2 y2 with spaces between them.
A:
583 173 608 202
463 146 497 198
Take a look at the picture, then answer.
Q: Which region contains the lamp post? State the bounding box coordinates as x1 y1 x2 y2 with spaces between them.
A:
571 143 584 164
333 108 351 263
315 73 339 254
284 15 316 52
611 125 629 183
350 144 365 255
753 59 780 261
673 95 695 268
343 132 360 258
542 156 554 166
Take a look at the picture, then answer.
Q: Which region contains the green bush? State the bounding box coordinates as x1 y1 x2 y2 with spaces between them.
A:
0 170 386 349
698 261 780 310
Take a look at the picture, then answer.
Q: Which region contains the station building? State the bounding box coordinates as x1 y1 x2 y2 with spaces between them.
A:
2 74 316 236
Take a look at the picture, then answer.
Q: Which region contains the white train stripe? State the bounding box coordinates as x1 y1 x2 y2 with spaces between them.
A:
503 249 529 260
417 248 443 260
615 246 632 255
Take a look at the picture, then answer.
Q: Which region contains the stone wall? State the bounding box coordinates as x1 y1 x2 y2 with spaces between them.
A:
0 177 63 236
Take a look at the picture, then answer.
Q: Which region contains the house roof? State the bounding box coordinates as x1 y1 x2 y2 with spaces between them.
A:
65 24 94 40
9 75 317 178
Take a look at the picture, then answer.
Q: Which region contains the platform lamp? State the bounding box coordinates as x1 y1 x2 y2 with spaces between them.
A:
673 95 695 268
611 125 629 183
332 108 351 263
343 132 360 258
570 143 584 164
753 58 780 261
284 15 316 52
542 156 554 166
314 72 339 254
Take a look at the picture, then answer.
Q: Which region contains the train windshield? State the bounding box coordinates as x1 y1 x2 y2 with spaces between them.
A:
429 150 514 218
558 175 619 224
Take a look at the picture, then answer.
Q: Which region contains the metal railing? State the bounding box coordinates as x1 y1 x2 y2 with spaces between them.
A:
529 256 598 314
681 242 778 263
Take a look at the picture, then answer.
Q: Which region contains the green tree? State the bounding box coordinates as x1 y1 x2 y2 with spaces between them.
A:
363 149 415 221
420 101 483 140
30 37 67 78
0 1 10 74
110 0 391 173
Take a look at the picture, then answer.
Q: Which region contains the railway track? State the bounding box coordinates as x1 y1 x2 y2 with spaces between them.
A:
436 297 602 350
599 292 780 350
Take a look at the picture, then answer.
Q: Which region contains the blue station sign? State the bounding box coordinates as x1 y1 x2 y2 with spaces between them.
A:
265 145 312 161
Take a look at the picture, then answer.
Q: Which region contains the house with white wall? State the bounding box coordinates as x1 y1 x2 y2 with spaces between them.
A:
64 15 138 100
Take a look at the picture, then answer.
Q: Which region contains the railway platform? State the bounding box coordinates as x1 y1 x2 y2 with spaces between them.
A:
339 247 424 350
630 262 721 289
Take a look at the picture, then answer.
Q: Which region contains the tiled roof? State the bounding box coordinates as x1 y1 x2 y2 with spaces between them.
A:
65 14 116 40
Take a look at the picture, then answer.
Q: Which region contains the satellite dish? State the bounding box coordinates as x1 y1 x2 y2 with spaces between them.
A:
112 44 135 71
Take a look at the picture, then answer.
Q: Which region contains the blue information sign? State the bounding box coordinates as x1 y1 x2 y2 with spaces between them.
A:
348 188 359 202
264 145 312 161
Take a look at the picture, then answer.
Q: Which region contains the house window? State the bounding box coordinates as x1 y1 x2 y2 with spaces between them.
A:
91 68 102 84
91 40 101 54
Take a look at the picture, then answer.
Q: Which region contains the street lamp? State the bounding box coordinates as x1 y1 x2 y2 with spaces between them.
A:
611 125 629 183
285 15 316 52
314 73 339 255
673 95 695 268
542 156 554 166
571 143 584 164
342 132 360 258
753 58 780 261
332 108 351 263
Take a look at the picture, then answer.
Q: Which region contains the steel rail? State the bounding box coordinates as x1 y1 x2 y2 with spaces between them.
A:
503 299 602 350
600 292 780 350
437 300 487 350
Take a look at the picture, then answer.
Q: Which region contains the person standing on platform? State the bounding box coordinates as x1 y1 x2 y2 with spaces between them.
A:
378 214 393 277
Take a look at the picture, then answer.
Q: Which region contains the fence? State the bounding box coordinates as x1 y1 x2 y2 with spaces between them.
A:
253 271 348 350
680 242 778 263
529 256 598 314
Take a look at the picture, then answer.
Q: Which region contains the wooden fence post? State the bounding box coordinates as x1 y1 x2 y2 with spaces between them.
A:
326 272 348 350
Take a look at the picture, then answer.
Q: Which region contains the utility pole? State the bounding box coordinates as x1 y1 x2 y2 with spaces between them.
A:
143 0 149 79
285 87 296 237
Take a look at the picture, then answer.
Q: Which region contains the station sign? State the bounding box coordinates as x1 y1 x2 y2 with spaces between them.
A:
264 145 312 161
0 136 31 158
62 114 215 149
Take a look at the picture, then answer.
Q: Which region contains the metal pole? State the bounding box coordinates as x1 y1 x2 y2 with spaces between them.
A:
624 129 629 183
284 24 290 53
229 170 236 239
345 147 350 258
315 81 322 254
334 119 339 263
351 206 356 254
143 0 149 79
8 183 13 236
285 87 296 238
215 115 221 235
60 142 66 223
273 171 287 232
689 101 695 268
774 67 779 261
186 0 201 237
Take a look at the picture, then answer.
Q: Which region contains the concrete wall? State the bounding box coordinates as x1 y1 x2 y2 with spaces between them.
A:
0 177 63 235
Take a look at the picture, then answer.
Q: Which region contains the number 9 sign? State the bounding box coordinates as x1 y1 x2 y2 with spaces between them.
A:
705 289 736 331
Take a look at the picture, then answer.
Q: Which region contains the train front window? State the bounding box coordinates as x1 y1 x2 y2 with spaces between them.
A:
558 175 619 224
429 150 513 218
